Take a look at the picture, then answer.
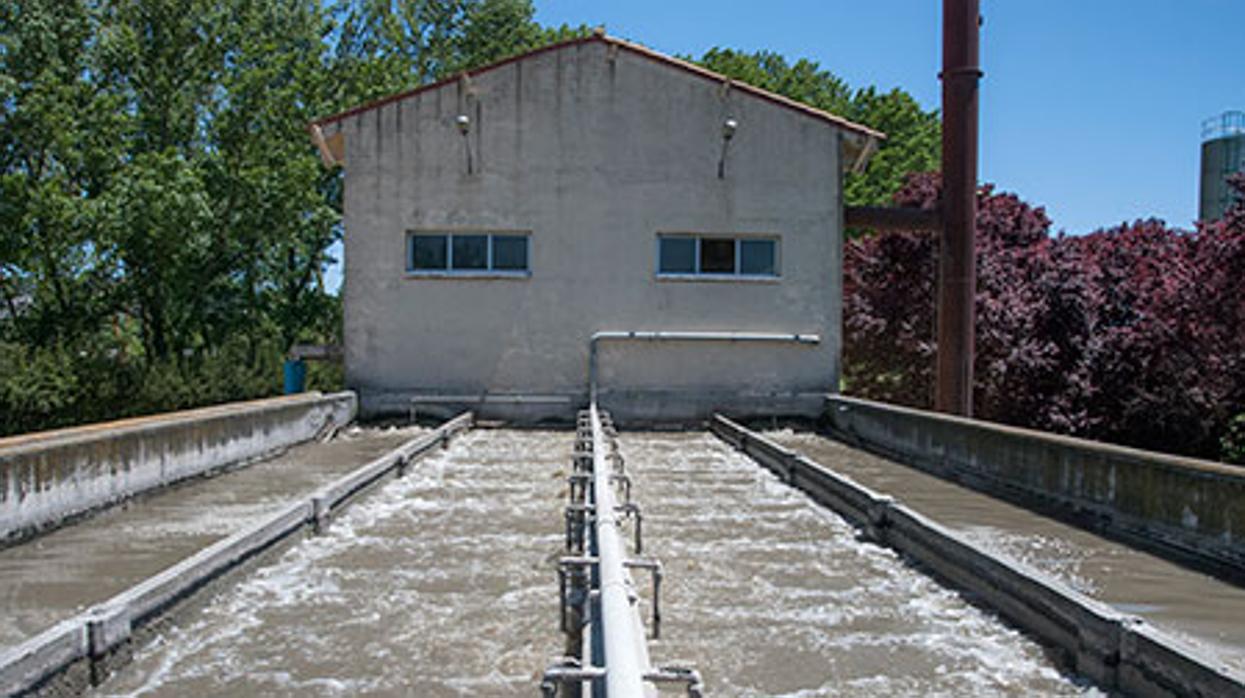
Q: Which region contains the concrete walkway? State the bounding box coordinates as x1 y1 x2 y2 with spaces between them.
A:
767 430 1245 672
0 425 425 651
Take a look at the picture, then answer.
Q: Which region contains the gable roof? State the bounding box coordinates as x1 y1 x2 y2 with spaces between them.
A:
309 33 884 170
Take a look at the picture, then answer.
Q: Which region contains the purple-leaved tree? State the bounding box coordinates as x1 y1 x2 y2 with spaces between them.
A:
843 173 1245 463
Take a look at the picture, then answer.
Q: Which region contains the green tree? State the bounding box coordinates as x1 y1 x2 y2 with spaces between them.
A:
329 0 586 98
0 0 124 345
0 0 585 435
843 87 940 206
205 0 342 352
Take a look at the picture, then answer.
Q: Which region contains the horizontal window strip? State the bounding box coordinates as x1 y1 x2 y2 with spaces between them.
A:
656 234 779 278
408 232 531 274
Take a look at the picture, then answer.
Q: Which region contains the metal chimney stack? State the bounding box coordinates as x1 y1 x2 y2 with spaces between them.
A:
935 0 982 416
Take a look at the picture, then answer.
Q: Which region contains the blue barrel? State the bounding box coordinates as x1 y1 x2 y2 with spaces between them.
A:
283 359 307 394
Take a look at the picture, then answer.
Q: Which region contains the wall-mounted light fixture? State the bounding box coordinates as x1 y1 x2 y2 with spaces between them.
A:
718 117 738 179
456 113 474 174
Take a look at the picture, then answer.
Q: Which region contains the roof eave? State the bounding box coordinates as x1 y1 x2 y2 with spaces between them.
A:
306 34 886 154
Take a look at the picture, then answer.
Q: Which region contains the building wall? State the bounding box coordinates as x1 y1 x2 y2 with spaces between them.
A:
330 41 846 421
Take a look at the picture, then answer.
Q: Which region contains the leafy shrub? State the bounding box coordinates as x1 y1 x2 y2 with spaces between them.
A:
844 173 1245 462
0 334 300 437
1223 414 1245 465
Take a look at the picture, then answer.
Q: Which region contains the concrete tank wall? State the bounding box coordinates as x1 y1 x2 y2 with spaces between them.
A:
0 392 357 544
326 40 845 422
825 395 1245 579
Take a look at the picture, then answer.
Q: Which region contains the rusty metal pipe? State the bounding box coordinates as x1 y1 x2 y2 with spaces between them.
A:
936 0 982 416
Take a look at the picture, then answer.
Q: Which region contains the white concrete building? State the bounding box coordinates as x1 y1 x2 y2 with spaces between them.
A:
310 34 882 423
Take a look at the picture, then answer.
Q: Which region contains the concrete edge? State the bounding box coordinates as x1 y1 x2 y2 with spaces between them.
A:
1 444 288 552
827 395 1245 479
823 394 1245 583
709 414 1245 697
0 622 86 698
312 411 474 521
0 392 355 456
1120 621 1245 697
99 501 312 636
1 392 360 547
361 387 828 425
0 410 474 697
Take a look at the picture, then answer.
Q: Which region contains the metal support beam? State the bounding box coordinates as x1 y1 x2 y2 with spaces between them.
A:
845 205 942 231
936 0 982 416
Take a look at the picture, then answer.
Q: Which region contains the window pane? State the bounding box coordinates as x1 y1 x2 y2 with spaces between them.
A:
700 238 736 274
659 237 695 273
451 235 488 270
492 235 528 271
740 239 776 276
411 235 447 270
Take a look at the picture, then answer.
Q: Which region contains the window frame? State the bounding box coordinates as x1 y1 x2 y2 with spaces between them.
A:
450 234 489 271
655 233 780 281
405 230 532 278
490 234 530 272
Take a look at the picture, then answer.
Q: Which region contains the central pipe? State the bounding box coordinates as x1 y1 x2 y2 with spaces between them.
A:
588 404 653 697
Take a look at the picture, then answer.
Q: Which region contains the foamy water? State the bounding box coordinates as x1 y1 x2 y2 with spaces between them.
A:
0 425 427 651
622 432 1100 697
767 429 1245 671
95 429 1103 697
93 430 570 697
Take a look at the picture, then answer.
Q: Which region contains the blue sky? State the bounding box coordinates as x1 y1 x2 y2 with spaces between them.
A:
324 1 1245 292
535 0 1245 233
